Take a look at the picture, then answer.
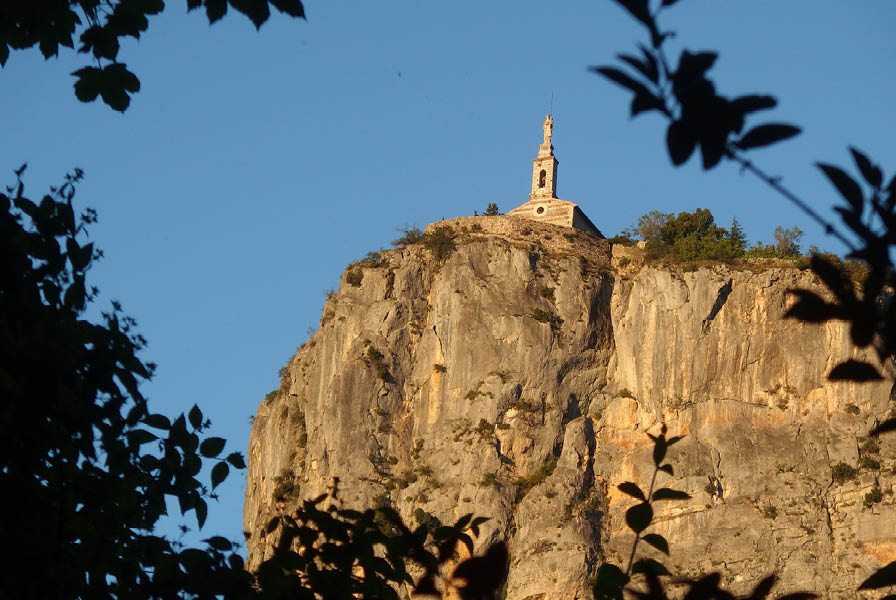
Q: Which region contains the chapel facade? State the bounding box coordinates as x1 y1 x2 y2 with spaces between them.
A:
506 115 604 237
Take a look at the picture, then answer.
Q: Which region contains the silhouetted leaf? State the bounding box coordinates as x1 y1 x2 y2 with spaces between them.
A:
631 92 667 116
188 404 203 429
817 163 863 211
632 557 671 576
618 53 658 84
206 0 227 22
451 542 508 600
270 0 306 18
232 0 270 29
667 435 683 446
871 418 896 437
859 561 896 589
776 594 818 600
625 502 653 533
266 516 280 533
414 576 439 596
652 436 667 465
87 63 140 112
700 127 728 169
810 254 855 305
735 123 801 150
592 563 629 600
592 66 651 98
203 536 232 551
200 436 226 458
64 276 86 311
72 66 103 103
614 0 651 28
641 533 670 554
638 44 659 81
827 360 882 382
730 94 777 115
211 461 229 489
675 50 717 81
618 481 646 500
127 429 157 446
652 487 691 501
658 464 674 476
784 289 842 323
661 0 679 5
144 413 170 430
195 498 208 528
226 451 247 469
745 574 776 600
667 120 696 166
850 147 883 189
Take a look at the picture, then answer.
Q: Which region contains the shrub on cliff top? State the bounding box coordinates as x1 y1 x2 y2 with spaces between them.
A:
422 225 457 261
391 225 423 247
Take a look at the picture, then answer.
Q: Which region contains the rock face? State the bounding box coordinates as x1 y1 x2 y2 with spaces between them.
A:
244 216 895 599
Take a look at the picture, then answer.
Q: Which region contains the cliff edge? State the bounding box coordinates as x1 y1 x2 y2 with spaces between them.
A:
244 216 894 599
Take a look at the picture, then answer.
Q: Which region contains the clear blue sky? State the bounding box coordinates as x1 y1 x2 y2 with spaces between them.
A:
3 1 894 549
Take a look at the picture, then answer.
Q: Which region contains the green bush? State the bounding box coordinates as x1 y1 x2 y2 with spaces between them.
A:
832 462 858 484
515 458 558 502
391 225 423 247
346 269 363 287
272 469 299 502
864 485 883 508
629 208 813 263
479 472 497 487
861 438 881 454
474 418 493 438
413 508 440 529
357 250 387 268
607 234 636 246
422 225 457 261
531 309 563 332
859 456 881 471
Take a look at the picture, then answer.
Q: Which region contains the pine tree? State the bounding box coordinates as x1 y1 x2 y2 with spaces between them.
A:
728 218 747 255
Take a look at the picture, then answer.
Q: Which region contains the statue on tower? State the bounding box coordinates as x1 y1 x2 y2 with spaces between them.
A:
538 114 554 157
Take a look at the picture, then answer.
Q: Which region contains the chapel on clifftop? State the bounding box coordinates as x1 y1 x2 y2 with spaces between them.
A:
506 115 604 237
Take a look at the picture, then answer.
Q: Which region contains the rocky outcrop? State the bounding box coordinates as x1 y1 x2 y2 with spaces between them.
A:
244 216 894 599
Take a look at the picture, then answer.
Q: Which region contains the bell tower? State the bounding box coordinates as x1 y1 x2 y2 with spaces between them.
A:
530 114 558 200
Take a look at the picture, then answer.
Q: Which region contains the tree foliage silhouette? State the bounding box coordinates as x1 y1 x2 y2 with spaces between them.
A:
597 0 896 596
0 0 305 111
0 165 252 598
0 165 508 599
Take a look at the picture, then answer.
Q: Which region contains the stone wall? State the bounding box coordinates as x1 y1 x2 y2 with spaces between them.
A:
425 215 610 266
506 199 575 229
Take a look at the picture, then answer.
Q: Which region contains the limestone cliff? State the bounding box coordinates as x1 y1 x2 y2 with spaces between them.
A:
244 216 895 599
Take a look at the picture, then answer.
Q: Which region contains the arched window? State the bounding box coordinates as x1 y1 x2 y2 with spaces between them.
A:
538 169 546 188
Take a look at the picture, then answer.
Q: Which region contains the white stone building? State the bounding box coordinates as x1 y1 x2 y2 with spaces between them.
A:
506 115 604 237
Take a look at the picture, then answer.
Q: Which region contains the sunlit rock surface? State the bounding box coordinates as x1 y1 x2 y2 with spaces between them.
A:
244 216 893 599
